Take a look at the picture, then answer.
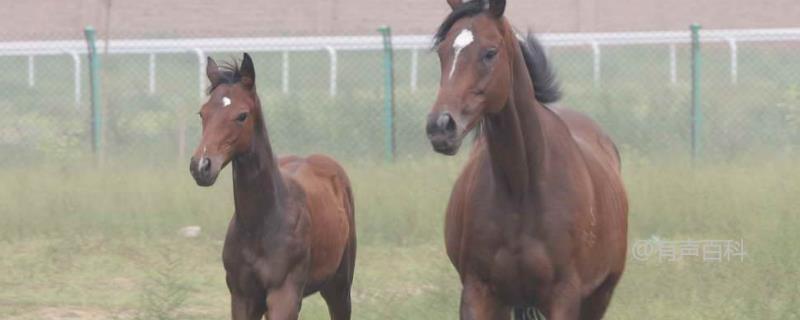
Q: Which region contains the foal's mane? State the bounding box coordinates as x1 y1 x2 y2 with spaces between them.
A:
207 59 243 94
432 1 562 105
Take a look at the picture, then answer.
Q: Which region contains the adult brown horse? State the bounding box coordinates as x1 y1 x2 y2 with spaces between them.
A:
425 1 628 319
189 53 356 320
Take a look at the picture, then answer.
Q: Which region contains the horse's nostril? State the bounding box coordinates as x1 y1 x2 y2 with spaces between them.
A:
199 157 210 172
437 113 456 133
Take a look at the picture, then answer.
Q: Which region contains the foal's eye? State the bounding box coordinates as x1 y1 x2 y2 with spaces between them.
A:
235 112 248 123
483 48 498 62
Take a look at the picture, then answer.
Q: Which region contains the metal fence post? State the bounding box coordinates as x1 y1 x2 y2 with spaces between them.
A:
690 24 702 160
410 48 419 92
282 50 290 94
669 43 677 84
325 46 337 97
27 55 35 88
67 51 81 107
378 26 396 162
148 53 156 95
84 26 102 157
591 40 601 86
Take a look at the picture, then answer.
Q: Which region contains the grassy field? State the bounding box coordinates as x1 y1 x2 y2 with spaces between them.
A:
0 153 798 319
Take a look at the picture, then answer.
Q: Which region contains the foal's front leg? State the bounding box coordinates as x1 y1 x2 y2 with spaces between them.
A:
231 293 266 320
265 283 303 320
265 268 306 320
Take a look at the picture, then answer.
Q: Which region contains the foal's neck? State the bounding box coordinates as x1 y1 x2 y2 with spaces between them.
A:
231 100 285 234
484 37 548 201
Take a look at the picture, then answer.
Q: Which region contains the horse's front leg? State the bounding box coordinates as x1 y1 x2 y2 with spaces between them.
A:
542 279 582 320
231 293 266 320
460 277 509 320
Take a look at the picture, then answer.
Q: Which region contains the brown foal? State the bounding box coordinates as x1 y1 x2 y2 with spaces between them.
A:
189 53 356 320
425 1 628 319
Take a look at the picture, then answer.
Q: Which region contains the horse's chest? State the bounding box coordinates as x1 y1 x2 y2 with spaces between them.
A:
223 237 289 292
460 205 556 302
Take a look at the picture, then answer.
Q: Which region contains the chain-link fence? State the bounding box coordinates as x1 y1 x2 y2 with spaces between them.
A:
1 29 799 169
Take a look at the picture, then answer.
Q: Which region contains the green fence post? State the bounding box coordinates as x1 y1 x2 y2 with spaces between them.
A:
84 26 102 157
378 26 396 162
690 23 702 160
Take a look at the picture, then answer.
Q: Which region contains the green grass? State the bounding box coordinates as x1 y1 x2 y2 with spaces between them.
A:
0 154 798 319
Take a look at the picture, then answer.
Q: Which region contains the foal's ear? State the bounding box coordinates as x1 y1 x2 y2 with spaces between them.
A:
487 0 505 17
240 53 256 89
206 57 221 87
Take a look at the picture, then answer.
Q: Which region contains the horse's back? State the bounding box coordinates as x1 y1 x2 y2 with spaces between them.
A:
279 154 355 287
552 106 628 276
552 107 621 173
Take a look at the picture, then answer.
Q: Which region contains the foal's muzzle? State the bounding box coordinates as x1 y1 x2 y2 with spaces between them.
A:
426 111 461 155
189 155 220 187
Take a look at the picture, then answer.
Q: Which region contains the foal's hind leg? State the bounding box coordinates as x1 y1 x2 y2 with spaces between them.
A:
578 274 621 320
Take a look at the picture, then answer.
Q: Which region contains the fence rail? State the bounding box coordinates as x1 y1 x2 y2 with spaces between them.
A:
2 27 799 165
4 28 800 101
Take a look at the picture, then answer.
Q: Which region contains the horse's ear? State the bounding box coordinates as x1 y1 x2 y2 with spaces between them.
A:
206 57 221 87
487 0 505 17
240 53 255 89
447 0 464 9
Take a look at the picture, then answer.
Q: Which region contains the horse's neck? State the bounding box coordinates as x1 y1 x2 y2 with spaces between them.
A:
484 40 549 201
231 110 285 234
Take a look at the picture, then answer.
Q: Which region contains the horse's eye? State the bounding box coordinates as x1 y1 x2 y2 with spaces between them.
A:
235 112 248 123
483 48 498 62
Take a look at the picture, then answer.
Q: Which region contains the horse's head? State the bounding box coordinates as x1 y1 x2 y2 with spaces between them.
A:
426 0 512 155
189 53 260 186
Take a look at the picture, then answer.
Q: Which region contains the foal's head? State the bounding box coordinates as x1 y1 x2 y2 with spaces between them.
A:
189 53 262 186
426 0 513 155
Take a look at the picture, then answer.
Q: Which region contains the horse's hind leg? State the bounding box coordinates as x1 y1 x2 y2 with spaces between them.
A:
320 244 355 320
320 284 351 320
578 274 621 320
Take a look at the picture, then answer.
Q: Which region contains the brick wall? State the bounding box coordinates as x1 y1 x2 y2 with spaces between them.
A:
2 0 798 40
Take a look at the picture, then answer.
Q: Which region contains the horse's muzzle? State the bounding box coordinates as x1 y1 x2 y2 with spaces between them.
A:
189 156 220 187
426 111 462 155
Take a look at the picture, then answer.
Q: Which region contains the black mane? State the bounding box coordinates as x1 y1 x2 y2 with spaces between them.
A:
519 33 562 103
208 59 242 94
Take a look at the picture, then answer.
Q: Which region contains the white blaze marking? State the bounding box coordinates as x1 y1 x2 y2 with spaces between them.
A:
222 96 231 107
449 29 474 79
